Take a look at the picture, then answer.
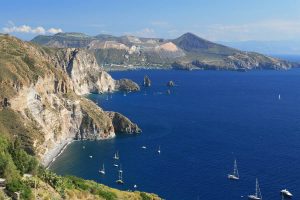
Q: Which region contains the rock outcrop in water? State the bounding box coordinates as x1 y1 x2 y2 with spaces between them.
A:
116 78 140 92
143 75 151 87
0 35 140 166
106 112 142 134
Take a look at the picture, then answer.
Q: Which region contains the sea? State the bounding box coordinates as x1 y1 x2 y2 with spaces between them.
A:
50 55 300 200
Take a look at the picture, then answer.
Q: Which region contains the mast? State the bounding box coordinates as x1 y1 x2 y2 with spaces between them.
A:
234 160 239 178
255 178 262 199
255 179 258 197
119 170 123 181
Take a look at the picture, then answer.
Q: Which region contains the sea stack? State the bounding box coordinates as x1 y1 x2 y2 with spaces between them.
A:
143 75 151 87
167 80 175 87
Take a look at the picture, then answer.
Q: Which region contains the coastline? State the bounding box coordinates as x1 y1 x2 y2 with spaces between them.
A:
43 138 74 169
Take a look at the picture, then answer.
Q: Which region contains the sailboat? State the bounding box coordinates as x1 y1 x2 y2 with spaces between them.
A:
113 151 119 160
280 189 293 198
158 145 161 154
99 164 105 175
228 159 239 180
116 170 124 184
248 178 262 200
279 94 281 100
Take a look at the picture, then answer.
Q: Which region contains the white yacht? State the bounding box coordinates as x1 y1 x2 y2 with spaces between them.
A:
228 159 239 180
141 146 147 149
99 164 105 175
113 151 119 160
89 155 93 158
158 145 161 154
281 189 293 198
248 179 262 200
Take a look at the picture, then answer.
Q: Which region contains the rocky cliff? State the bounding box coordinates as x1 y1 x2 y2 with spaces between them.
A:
0 34 140 167
107 112 142 134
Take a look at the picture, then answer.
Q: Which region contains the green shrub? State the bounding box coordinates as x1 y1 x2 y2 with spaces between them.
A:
6 179 33 200
141 192 151 200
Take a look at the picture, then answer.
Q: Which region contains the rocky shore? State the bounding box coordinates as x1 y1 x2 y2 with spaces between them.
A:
44 138 73 168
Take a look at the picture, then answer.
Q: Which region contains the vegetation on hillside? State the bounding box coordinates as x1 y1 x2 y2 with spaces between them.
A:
0 134 161 200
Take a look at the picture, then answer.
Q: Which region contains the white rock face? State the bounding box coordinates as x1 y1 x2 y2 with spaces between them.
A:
10 73 115 166
1 36 140 168
55 48 116 95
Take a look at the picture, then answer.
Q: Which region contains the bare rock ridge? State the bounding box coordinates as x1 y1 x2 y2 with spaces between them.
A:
32 32 299 71
0 35 140 167
54 48 140 94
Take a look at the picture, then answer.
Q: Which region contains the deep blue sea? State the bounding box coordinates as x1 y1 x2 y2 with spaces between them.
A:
51 61 300 200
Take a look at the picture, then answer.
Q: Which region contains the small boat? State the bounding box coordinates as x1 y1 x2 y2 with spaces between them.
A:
123 93 127 97
158 145 161 154
116 170 124 184
113 151 119 160
248 179 262 200
134 184 137 189
113 164 119 167
89 155 93 158
281 189 293 198
141 146 147 149
228 159 239 180
99 164 105 175
279 94 281 100
82 146 85 149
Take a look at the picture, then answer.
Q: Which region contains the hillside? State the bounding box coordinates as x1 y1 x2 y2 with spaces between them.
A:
0 34 160 199
32 32 297 71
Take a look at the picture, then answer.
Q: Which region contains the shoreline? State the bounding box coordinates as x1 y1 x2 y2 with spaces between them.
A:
43 138 74 169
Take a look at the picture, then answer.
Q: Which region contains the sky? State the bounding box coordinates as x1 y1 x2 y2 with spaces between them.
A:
1 0 300 41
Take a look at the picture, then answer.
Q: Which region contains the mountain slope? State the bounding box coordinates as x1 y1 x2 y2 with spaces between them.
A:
0 34 141 165
0 34 161 199
32 32 297 71
172 32 238 55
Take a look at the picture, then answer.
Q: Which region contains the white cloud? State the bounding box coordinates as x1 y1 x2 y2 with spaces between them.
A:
47 28 63 34
2 23 63 35
126 28 156 38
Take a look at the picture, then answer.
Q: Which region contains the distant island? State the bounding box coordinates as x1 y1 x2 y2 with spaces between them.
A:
32 32 298 71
